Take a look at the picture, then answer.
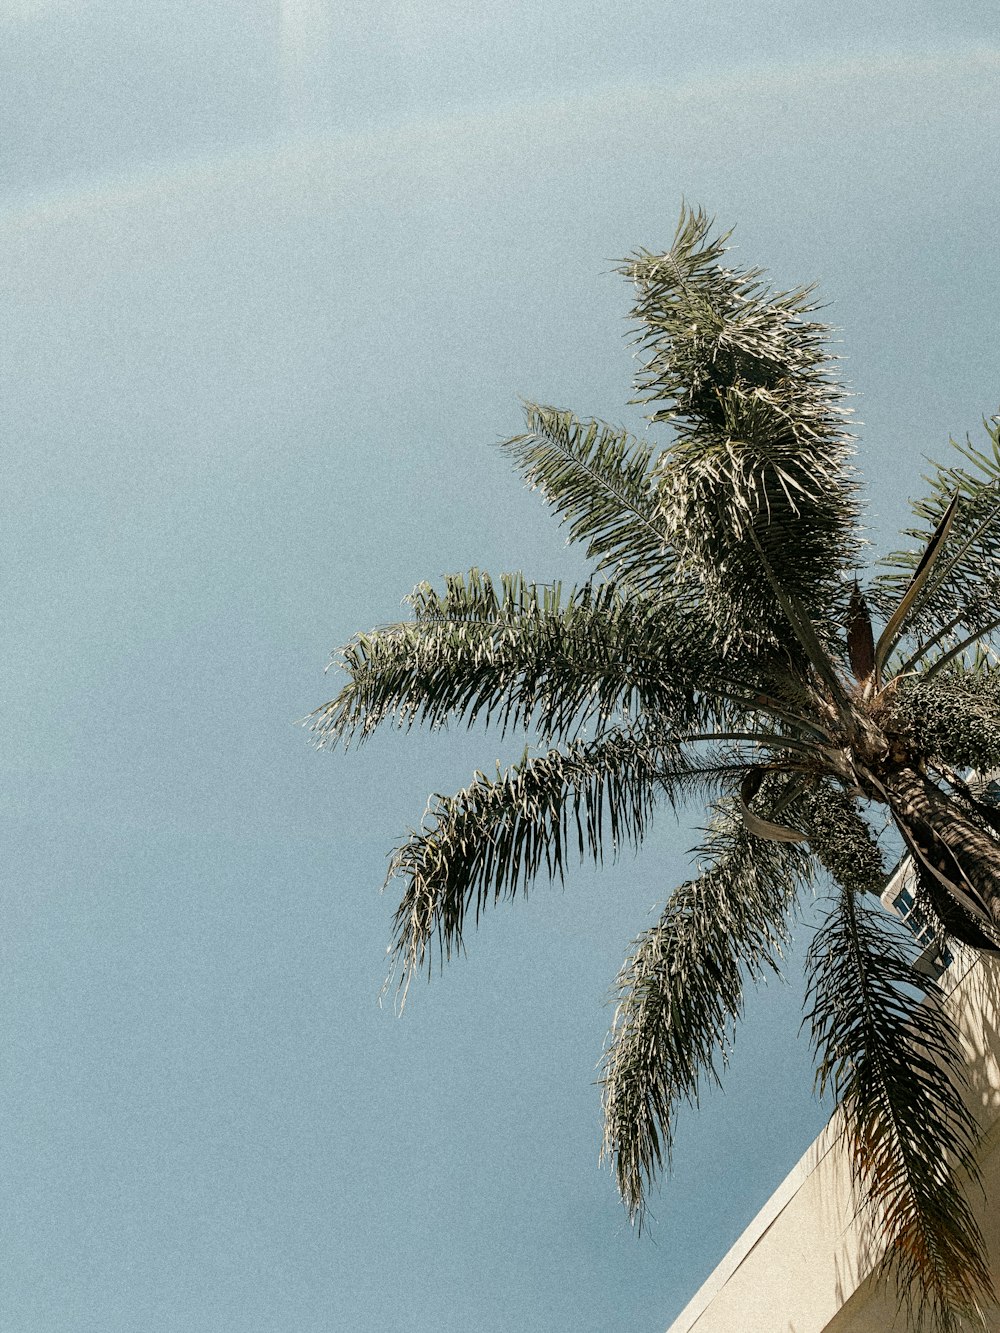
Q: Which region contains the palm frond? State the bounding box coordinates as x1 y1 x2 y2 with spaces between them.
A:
309 572 719 748
601 793 813 1219
744 522 857 724
620 206 862 640
385 731 765 1002
387 728 675 997
499 404 678 594
874 492 960 682
873 417 1000 668
806 884 993 1331
919 616 1000 680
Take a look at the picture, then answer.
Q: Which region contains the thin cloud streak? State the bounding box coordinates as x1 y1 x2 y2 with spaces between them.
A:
2 44 998 234
2 0 89 21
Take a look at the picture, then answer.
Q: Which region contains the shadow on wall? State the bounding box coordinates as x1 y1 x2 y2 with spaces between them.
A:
961 954 1000 1124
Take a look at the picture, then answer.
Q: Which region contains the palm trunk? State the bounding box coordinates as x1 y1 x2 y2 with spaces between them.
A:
883 765 1000 951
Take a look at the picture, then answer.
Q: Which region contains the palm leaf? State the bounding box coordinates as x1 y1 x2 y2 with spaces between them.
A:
308 572 723 749
873 417 1000 668
873 491 960 682
806 883 993 1331
621 206 862 637
385 730 770 1003
918 613 1000 680
310 568 827 753
601 793 813 1219
744 523 857 727
499 405 677 594
385 728 694 998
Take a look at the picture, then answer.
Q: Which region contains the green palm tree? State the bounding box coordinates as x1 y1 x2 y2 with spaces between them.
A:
312 208 1000 1331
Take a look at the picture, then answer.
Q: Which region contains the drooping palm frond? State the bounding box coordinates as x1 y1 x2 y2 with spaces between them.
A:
499 405 681 596
806 883 993 1332
621 207 862 642
385 731 758 1000
873 418 1000 670
387 728 666 993
309 572 723 749
601 792 813 1219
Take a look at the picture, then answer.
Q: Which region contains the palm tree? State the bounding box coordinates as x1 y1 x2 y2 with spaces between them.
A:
311 208 1000 1331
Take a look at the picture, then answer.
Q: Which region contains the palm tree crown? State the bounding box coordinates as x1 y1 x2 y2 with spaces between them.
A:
312 208 1000 1331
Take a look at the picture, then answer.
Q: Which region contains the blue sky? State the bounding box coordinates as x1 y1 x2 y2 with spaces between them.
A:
2 4 1000 1330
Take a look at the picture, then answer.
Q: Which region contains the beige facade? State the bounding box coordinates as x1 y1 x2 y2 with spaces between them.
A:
666 948 1000 1333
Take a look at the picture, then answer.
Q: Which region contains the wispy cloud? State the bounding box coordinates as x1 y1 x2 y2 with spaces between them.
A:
3 45 998 237
3 0 91 21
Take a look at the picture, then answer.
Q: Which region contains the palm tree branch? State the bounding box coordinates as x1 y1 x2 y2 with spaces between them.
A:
498 404 678 591
684 730 831 760
744 523 857 727
874 491 960 680
917 492 1000 628
873 418 1000 649
620 207 862 644
705 685 835 741
921 615 1000 679
896 607 972 677
601 789 814 1219
309 572 716 748
384 728 735 1001
806 883 993 1330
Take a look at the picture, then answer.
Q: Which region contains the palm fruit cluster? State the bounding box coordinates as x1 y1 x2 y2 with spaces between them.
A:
892 670 1000 773
800 783 887 896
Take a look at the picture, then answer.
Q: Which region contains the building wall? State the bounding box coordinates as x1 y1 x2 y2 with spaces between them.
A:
665 951 1000 1333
